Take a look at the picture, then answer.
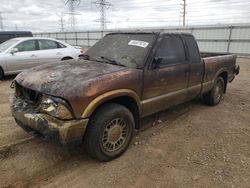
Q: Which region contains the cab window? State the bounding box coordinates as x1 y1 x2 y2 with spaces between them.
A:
155 35 186 66
183 35 201 63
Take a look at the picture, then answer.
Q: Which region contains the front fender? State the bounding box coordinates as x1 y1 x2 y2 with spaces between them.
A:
81 89 141 118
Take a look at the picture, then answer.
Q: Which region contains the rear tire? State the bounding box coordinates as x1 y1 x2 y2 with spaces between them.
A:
61 57 73 61
0 67 4 80
84 103 135 161
203 77 225 106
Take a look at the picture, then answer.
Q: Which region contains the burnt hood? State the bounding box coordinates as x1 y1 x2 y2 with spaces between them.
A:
15 60 126 97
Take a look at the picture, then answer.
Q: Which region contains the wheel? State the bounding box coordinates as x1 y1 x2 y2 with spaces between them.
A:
203 77 225 106
84 103 135 161
0 68 4 80
61 57 73 61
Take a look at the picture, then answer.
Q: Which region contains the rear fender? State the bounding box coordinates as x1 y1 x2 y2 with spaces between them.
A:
213 68 228 82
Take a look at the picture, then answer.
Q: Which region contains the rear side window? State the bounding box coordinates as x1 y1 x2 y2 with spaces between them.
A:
57 42 66 48
15 40 36 52
38 39 58 50
155 35 186 66
183 35 201 63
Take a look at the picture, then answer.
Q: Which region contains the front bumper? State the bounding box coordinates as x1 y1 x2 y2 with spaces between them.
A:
11 97 89 145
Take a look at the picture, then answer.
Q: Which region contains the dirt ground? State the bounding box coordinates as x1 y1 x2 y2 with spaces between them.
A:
0 58 249 188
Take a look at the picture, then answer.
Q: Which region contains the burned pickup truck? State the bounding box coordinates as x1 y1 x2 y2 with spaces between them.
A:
11 32 239 161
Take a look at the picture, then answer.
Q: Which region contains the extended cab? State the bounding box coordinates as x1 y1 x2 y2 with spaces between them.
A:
11 32 239 161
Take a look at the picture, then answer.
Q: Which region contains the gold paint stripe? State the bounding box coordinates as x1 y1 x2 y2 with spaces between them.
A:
81 89 140 118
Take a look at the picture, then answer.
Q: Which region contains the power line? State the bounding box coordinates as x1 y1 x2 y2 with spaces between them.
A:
59 13 66 32
111 1 250 9
92 0 112 30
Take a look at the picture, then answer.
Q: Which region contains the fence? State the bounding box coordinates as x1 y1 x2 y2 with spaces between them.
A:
34 24 250 57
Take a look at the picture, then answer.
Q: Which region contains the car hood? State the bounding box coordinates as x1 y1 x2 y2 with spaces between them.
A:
15 59 127 97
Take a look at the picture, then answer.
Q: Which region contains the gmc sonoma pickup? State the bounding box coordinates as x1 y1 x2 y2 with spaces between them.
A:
11 32 239 161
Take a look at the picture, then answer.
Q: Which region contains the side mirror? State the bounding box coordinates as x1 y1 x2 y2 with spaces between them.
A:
10 48 18 55
152 57 163 69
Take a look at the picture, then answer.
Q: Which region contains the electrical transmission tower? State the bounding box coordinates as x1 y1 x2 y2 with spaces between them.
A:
65 0 80 31
92 0 112 30
180 0 187 26
0 12 4 31
59 13 65 32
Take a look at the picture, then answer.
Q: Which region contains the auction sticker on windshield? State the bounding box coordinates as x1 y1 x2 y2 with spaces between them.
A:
128 40 149 48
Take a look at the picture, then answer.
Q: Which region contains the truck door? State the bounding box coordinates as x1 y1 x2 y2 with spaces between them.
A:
183 35 204 99
142 34 189 117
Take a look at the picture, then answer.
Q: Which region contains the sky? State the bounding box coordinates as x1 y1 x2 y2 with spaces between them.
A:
0 0 249 32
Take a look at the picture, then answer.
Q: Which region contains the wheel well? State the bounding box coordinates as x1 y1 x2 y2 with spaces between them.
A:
92 96 140 129
219 72 228 93
61 56 73 60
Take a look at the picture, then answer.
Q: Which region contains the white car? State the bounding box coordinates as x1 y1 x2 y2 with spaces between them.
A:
0 37 85 79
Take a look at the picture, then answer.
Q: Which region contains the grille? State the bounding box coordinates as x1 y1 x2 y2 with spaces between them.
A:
15 82 42 104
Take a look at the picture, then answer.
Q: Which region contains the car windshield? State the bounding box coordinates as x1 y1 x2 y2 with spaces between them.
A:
85 33 156 68
0 39 19 52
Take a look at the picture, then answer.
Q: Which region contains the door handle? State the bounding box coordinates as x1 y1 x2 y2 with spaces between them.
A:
56 52 62 55
30 54 36 57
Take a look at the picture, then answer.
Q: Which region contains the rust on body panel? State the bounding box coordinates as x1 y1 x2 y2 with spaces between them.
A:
202 54 236 83
81 89 141 118
10 32 239 147
142 59 191 117
15 59 143 118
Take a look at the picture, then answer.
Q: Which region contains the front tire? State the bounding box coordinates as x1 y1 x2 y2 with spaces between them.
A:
84 103 135 161
203 77 225 106
0 68 4 80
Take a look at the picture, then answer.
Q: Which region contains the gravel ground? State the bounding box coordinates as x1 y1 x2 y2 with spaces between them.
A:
0 58 249 188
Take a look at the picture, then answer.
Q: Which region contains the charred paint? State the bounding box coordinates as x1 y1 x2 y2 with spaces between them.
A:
11 32 239 145
15 59 143 118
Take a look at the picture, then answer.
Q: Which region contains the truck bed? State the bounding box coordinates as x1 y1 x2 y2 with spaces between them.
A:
201 53 237 89
201 52 231 58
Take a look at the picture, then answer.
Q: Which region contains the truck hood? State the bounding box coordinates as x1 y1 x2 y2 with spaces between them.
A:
15 59 127 97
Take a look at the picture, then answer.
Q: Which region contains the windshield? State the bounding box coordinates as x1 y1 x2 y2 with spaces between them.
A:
85 33 156 68
0 39 19 52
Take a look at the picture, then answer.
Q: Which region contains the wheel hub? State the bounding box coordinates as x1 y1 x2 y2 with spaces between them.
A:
109 126 122 142
102 118 127 152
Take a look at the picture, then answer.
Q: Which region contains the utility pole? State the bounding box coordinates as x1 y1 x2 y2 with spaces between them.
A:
92 0 112 30
59 13 65 32
65 0 80 31
0 12 4 31
15 24 18 31
181 0 187 26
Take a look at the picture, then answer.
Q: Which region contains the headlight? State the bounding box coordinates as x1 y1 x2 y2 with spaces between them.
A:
39 96 73 120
